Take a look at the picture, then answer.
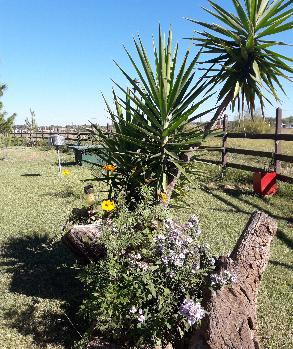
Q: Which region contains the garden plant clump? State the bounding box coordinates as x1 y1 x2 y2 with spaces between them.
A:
77 187 219 348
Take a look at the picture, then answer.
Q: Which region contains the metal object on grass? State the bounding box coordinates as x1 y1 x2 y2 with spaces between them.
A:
48 134 65 173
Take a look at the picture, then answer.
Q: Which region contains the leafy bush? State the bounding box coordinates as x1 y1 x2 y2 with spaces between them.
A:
92 26 214 205
231 115 272 134
77 188 215 348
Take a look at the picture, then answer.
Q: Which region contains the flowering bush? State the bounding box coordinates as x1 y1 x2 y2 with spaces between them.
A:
77 188 216 348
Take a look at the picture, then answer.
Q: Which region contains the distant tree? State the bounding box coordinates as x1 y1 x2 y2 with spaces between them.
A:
0 84 16 134
25 108 38 133
284 116 293 124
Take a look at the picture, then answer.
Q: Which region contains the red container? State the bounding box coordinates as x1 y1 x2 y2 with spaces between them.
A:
253 171 277 196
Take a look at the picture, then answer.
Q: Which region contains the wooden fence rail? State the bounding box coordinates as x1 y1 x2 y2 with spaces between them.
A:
196 107 293 184
10 130 93 143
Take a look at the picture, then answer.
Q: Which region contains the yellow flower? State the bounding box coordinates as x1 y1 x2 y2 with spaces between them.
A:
103 164 116 172
101 199 115 211
62 169 71 176
158 192 167 203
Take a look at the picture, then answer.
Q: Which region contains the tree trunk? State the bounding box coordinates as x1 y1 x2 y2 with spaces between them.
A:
203 90 233 137
181 211 277 349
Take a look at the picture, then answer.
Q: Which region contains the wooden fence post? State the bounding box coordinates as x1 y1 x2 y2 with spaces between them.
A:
222 114 228 168
274 107 282 174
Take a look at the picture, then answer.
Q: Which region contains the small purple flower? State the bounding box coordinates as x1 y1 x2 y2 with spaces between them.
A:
179 299 205 325
210 270 237 288
137 314 145 323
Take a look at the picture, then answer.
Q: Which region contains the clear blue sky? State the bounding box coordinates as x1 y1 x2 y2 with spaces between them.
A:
0 0 292 126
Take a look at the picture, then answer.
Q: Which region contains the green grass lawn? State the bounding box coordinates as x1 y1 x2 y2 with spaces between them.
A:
197 134 293 177
0 147 292 349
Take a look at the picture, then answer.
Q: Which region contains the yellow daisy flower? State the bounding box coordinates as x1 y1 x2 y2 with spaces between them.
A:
158 192 167 203
103 164 117 172
62 169 71 176
101 199 115 211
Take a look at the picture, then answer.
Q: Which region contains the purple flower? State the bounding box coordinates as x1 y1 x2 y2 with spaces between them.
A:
210 270 237 288
179 299 205 325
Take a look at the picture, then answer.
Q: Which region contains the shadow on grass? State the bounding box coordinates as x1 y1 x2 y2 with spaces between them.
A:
21 173 42 177
202 185 292 224
61 161 77 167
269 260 293 271
276 229 293 249
1 233 84 348
43 189 81 199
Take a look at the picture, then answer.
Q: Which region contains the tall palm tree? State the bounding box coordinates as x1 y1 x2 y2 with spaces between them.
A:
187 0 293 132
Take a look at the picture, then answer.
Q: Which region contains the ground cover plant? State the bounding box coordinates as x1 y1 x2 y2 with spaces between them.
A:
0 147 292 349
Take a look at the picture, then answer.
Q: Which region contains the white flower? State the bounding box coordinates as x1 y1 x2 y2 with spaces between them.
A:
137 314 145 323
174 258 184 267
130 306 137 314
210 270 237 288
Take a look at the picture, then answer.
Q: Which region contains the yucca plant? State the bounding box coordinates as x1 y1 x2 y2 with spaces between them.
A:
187 0 293 131
92 26 215 204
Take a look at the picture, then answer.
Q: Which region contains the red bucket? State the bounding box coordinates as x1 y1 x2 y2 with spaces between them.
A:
253 171 277 196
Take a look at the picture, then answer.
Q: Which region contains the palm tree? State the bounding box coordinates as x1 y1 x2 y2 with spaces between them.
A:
187 0 293 132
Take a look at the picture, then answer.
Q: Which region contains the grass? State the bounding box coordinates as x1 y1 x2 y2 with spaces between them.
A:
197 134 293 176
0 146 292 348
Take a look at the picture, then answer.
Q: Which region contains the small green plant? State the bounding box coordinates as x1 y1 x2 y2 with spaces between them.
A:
25 108 38 133
77 188 216 348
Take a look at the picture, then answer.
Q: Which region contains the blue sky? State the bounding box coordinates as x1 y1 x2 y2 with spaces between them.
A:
0 0 292 126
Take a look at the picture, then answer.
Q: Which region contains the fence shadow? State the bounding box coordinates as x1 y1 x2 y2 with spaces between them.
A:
1 233 84 348
269 260 293 271
276 229 293 249
206 185 292 224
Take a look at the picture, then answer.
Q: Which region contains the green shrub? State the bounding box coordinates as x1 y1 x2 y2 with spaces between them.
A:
77 188 216 348
231 116 272 134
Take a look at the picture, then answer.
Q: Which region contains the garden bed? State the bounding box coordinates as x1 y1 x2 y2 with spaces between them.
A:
0 147 292 348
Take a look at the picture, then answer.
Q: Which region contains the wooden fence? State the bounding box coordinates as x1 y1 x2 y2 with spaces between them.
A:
10 124 113 144
196 108 293 184
11 130 93 143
